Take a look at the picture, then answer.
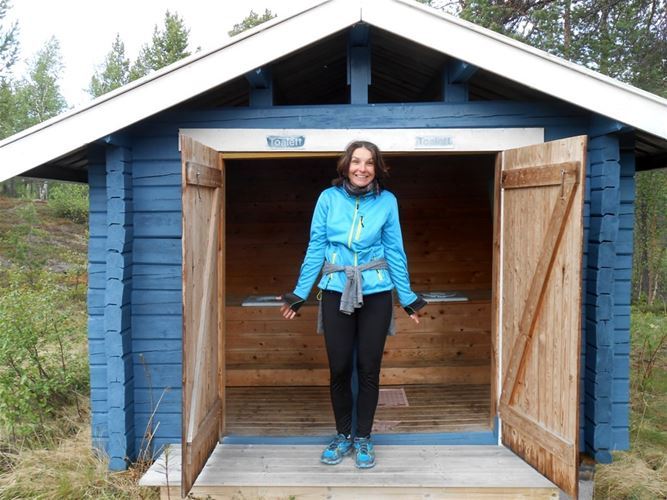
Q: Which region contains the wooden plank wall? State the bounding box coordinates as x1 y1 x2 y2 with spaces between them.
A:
225 155 494 295
103 145 135 469
87 158 109 455
614 147 634 449
583 132 633 462
130 136 183 458
225 155 494 386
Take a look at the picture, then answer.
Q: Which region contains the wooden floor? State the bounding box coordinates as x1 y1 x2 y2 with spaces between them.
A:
140 444 559 499
226 384 490 435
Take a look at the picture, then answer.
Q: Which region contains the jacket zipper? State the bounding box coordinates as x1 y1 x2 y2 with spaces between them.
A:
348 198 360 269
355 215 364 241
347 197 360 248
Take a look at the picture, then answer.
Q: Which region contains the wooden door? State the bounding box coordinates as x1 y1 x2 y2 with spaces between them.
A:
498 136 586 498
181 135 225 497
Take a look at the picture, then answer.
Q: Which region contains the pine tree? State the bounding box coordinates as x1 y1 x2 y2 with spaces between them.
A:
457 0 666 96
89 33 130 98
228 9 276 37
130 10 191 80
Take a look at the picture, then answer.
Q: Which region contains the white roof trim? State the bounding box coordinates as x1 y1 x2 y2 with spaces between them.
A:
181 127 545 152
0 0 665 183
0 0 356 182
367 0 667 137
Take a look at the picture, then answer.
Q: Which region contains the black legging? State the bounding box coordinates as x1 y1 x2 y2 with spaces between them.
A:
321 290 392 437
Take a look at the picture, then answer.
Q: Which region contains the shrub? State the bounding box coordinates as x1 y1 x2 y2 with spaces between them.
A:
0 269 88 440
48 182 89 224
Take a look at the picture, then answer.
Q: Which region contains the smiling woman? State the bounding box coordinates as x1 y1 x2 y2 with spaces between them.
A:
347 148 375 186
280 140 427 469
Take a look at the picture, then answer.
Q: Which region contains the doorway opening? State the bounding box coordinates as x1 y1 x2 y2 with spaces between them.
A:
223 153 496 437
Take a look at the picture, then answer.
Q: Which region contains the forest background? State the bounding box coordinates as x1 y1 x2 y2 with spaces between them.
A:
0 0 664 498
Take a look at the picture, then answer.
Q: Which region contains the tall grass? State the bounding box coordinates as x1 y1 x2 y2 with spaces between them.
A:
0 400 159 499
595 306 667 499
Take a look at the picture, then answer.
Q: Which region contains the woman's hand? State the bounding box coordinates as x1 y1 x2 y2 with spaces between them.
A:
404 295 426 324
277 296 298 320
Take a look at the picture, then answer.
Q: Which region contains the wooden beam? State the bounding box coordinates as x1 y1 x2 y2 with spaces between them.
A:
245 67 271 89
589 116 632 138
245 67 273 108
185 161 223 188
636 152 667 171
501 161 579 189
500 402 575 467
164 101 588 129
20 166 87 183
347 23 371 105
442 59 470 103
217 155 226 439
448 59 478 83
104 144 134 470
490 154 501 428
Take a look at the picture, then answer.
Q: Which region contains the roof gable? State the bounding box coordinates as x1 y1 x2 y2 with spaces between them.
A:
1 0 665 182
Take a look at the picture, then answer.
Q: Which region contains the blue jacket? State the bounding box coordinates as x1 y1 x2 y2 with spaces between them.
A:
293 185 419 308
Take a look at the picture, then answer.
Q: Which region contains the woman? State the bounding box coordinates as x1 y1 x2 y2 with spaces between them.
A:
280 140 425 469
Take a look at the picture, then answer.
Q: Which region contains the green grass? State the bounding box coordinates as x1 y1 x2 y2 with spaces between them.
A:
595 306 667 499
0 197 88 274
0 400 159 500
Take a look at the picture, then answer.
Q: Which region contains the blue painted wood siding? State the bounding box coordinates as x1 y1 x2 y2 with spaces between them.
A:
104 145 135 469
86 101 632 463
88 160 108 452
583 132 633 463
131 135 182 457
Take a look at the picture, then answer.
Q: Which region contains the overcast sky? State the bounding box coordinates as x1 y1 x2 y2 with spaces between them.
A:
7 0 315 107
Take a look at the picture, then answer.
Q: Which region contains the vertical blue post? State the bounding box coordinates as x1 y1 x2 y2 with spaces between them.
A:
612 139 634 451
442 59 476 103
348 23 371 104
584 130 621 463
246 67 273 107
88 155 109 452
104 143 135 469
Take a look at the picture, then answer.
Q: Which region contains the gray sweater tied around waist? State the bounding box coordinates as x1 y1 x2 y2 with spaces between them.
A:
317 258 396 335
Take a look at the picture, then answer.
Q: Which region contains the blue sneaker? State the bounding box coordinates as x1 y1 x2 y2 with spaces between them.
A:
354 436 376 469
320 433 353 465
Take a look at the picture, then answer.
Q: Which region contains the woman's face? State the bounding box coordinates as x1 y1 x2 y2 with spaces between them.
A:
347 147 376 188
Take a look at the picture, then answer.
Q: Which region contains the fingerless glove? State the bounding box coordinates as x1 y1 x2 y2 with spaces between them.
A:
403 295 427 316
282 292 305 312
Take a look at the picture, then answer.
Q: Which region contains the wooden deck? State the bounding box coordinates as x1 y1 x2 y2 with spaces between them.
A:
140 444 559 499
226 384 491 435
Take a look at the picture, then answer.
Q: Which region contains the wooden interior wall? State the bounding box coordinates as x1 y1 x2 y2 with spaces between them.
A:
225 155 494 387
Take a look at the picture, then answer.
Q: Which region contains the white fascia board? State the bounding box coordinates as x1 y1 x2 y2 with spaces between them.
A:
363 0 667 140
181 127 544 152
0 0 358 183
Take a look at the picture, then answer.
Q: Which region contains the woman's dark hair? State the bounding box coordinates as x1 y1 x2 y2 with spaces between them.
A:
332 140 389 188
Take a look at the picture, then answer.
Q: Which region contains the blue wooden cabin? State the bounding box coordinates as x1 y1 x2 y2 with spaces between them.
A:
1 0 665 497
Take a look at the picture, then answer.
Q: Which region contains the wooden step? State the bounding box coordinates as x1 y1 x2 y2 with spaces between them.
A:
140 444 559 499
